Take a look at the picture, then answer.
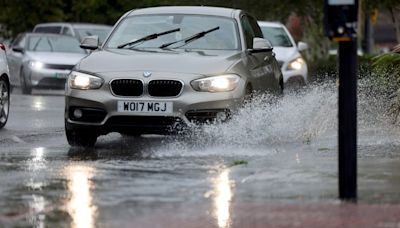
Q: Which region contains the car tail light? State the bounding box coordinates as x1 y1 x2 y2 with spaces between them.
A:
0 43 5 51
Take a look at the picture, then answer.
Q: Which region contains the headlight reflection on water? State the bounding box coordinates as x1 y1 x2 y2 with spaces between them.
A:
66 166 97 228
32 97 45 111
213 169 233 228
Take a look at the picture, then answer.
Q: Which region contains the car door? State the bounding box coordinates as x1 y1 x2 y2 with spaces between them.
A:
7 33 26 86
241 15 278 92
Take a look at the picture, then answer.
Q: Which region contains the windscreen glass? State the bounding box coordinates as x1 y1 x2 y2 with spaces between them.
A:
27 35 85 53
260 26 293 47
106 14 240 50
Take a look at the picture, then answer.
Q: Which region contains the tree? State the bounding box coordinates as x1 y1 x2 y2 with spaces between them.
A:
0 0 65 38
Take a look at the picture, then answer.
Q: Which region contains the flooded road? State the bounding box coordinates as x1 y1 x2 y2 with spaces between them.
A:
1 84 400 227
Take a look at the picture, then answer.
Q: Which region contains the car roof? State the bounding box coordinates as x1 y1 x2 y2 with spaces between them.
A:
257 21 285 28
128 6 240 18
34 22 112 29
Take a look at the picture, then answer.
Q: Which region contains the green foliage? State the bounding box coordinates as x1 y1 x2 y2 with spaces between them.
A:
0 0 65 37
230 160 248 167
372 53 400 68
371 52 400 95
3 0 390 63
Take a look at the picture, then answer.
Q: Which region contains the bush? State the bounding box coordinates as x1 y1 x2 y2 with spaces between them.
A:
308 54 375 82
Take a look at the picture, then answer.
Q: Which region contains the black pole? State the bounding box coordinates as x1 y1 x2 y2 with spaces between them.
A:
338 40 358 201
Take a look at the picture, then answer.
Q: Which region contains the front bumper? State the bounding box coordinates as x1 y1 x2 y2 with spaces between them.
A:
65 78 245 135
28 67 71 89
282 66 308 84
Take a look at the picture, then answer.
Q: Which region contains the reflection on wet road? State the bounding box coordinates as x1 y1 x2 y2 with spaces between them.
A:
1 86 400 227
66 165 96 228
214 169 233 228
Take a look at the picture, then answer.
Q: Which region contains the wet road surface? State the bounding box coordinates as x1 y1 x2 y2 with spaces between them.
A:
1 86 400 227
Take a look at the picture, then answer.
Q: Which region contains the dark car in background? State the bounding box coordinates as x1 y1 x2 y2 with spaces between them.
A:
33 22 112 44
7 33 87 94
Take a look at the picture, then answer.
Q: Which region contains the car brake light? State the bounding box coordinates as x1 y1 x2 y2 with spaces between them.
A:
0 43 5 51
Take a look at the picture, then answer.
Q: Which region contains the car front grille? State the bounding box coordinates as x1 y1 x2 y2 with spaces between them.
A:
44 64 75 70
148 80 183 97
105 116 186 134
110 79 143 97
186 109 231 124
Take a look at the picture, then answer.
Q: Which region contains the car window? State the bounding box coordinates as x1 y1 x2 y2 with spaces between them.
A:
106 15 240 50
240 15 256 49
74 28 111 43
260 26 293 47
27 35 85 53
34 26 62 34
248 16 263 38
62 27 74 36
11 34 26 48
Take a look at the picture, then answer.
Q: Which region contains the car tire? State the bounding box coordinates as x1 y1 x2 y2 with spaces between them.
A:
279 76 284 93
20 69 32 95
244 84 253 103
66 128 97 147
0 76 10 129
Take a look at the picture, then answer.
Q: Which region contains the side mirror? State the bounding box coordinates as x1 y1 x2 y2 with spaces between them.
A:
80 36 99 50
12 46 24 53
298 41 308 51
248 38 273 54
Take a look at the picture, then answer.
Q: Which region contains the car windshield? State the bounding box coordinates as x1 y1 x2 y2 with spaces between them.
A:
27 35 85 53
260 26 293 47
75 28 111 43
106 14 240 50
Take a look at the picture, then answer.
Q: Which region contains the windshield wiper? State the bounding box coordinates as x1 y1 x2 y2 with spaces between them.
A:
117 28 180 49
159 26 220 49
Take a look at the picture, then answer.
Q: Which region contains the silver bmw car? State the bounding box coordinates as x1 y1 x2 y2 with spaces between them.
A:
65 6 283 147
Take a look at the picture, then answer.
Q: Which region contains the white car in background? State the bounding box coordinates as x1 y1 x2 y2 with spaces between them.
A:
0 42 10 129
258 21 308 86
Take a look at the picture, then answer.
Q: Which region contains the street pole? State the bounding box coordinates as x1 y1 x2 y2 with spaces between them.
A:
338 40 357 201
324 0 358 201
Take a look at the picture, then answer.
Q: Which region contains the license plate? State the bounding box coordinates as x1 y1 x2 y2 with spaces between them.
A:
117 101 173 113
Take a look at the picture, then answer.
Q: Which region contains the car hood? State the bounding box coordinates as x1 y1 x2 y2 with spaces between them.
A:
76 48 242 75
26 52 87 65
272 47 299 62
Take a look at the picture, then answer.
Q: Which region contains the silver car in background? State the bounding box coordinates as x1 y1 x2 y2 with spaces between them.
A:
258 21 308 86
7 33 87 94
65 6 283 147
0 43 10 129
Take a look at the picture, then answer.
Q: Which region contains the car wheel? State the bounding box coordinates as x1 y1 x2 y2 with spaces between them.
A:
66 128 97 147
279 76 284 93
0 76 10 129
20 69 32 95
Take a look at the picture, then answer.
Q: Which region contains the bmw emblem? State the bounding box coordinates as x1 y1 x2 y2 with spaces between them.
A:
143 71 152 78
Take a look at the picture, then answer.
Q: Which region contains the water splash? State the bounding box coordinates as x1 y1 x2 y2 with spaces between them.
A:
146 80 400 157
191 82 338 146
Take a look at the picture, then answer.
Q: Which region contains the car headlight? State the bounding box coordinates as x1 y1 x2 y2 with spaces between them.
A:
191 74 240 92
287 57 305 71
29 61 44 70
68 71 104 90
